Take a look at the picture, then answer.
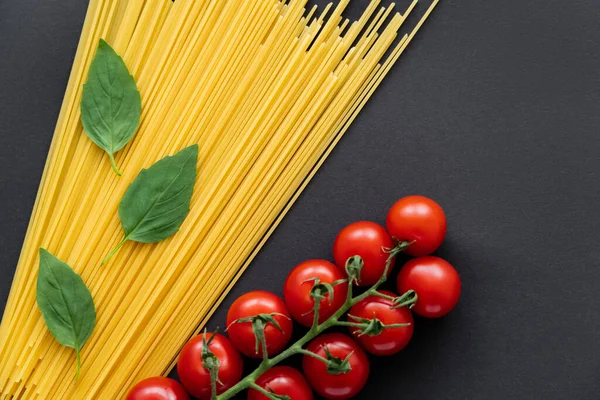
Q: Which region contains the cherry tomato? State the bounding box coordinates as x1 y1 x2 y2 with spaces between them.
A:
333 221 395 286
126 377 189 400
284 260 348 327
302 333 369 400
386 195 447 256
348 290 414 356
397 256 461 318
226 291 293 358
177 333 243 400
247 366 314 400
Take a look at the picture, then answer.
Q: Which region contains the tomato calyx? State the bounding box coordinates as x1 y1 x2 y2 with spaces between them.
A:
382 239 413 258
249 382 291 400
391 289 418 309
298 347 353 375
303 277 347 328
345 314 411 337
344 255 364 285
227 313 290 362
322 346 353 375
370 289 419 309
304 278 337 306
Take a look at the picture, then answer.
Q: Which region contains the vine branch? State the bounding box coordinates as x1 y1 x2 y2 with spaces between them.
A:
214 244 413 400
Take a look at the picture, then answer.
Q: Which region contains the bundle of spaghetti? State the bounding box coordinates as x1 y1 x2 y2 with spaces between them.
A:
0 0 439 398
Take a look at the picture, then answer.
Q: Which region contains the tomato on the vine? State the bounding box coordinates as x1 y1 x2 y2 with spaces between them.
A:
126 377 189 400
397 256 460 318
302 333 370 400
226 291 293 358
284 260 348 327
348 290 414 356
177 333 243 400
247 366 314 400
386 195 446 256
333 221 395 286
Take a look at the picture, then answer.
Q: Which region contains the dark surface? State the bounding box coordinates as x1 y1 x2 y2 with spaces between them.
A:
1 0 600 399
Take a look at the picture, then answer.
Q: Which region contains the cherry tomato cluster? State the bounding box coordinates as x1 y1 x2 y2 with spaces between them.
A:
127 195 461 400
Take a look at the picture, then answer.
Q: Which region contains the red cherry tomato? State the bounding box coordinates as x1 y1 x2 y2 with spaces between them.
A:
177 333 243 400
247 366 314 400
284 260 348 327
302 333 369 400
226 291 293 358
126 377 189 400
397 256 461 318
348 290 414 356
386 195 447 256
333 221 395 286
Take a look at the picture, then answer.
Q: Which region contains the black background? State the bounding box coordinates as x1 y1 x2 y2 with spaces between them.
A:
1 0 600 399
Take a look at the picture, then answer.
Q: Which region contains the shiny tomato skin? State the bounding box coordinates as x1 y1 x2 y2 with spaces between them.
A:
333 221 395 286
284 260 348 327
386 195 447 256
348 290 414 356
126 377 189 400
302 333 370 400
247 366 314 400
226 291 293 358
397 256 461 318
177 333 243 400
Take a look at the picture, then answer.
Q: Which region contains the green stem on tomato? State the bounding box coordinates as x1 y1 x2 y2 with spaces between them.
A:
333 321 365 328
392 289 418 309
253 318 269 364
311 288 322 330
371 291 396 301
208 362 218 400
215 250 409 400
295 348 331 365
249 382 290 400
248 383 271 397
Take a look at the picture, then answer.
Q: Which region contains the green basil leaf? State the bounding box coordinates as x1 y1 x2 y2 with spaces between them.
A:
80 39 141 176
36 248 96 379
103 145 198 264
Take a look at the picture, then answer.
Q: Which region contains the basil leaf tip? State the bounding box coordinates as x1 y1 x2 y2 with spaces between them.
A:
36 248 96 380
80 38 141 176
103 144 199 264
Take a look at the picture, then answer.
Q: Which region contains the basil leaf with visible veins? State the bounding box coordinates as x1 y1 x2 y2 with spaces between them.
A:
103 145 198 264
80 39 141 176
36 248 96 380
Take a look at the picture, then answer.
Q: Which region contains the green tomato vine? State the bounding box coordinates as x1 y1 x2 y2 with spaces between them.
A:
206 242 416 400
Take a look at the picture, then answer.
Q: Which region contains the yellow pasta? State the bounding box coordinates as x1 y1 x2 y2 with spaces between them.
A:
0 0 439 398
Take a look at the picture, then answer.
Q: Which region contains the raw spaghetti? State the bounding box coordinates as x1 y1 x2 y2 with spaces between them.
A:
0 0 439 398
